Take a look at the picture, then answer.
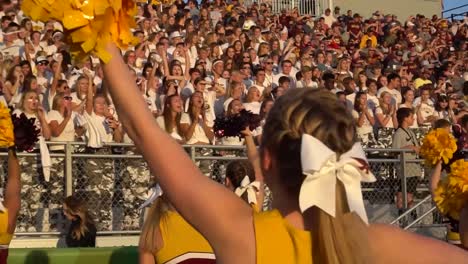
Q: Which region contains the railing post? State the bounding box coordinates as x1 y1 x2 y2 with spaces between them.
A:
65 142 73 197
190 146 196 162
400 150 408 210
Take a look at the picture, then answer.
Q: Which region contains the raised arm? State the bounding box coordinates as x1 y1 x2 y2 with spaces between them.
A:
102 43 255 262
84 70 95 115
369 223 468 263
243 129 265 209
50 55 63 98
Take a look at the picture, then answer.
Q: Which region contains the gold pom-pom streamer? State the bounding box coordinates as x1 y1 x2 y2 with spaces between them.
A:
434 160 468 220
419 128 457 167
21 0 140 63
0 104 15 148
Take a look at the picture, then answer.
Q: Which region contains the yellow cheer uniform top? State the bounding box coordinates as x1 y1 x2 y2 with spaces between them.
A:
254 210 312 263
155 211 215 264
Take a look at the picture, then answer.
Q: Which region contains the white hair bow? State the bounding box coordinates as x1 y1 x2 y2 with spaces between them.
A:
299 134 376 224
138 184 163 210
234 176 261 205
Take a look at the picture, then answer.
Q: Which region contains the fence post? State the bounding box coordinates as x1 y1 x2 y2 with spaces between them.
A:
65 142 73 197
400 149 408 210
190 146 196 162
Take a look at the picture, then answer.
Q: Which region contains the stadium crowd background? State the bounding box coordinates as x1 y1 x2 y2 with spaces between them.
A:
0 0 467 235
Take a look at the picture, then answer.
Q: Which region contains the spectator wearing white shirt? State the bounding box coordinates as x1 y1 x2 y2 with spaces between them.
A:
243 86 261 114
342 76 357 110
4 64 24 108
415 85 436 129
156 94 185 143
1 23 21 57
81 70 122 231
47 92 86 223
366 79 380 112
180 91 214 145
240 62 253 89
321 8 337 28
433 94 455 124
352 92 376 148
184 77 216 127
377 73 402 106
399 88 420 129
71 75 91 113
296 66 318 89
251 67 269 96
273 60 296 89
180 68 201 102
375 91 397 149
34 55 51 90
223 81 243 113
44 30 64 56
260 57 274 88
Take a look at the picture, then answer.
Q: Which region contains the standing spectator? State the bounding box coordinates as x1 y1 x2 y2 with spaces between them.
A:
82 70 122 231
377 73 402 106
353 91 375 148
399 88 423 141
366 79 380 111
63 196 96 248
13 90 51 232
393 108 421 215
321 8 336 28
181 91 214 177
47 92 85 229
434 94 455 123
375 91 397 149
156 94 185 143
415 85 436 135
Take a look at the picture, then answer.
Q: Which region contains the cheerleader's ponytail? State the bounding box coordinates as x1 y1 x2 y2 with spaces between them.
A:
261 89 375 264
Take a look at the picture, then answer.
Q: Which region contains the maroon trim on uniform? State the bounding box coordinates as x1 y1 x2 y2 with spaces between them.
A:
0 248 8 264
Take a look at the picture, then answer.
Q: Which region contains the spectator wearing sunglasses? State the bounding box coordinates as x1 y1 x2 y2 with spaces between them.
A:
47 92 85 152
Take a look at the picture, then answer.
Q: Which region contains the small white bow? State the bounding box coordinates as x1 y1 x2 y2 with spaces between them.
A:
299 134 376 224
234 176 261 205
138 184 163 210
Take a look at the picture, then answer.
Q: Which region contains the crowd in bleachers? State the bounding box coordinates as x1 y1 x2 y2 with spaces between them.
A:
0 0 467 233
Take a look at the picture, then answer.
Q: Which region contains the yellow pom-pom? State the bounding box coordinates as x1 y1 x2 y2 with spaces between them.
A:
21 0 140 63
0 104 15 148
433 160 468 220
420 128 457 167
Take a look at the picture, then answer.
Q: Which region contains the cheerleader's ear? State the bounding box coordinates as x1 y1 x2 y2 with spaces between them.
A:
260 147 273 173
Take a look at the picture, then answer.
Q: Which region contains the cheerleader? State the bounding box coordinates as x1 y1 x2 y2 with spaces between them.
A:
0 148 21 264
429 116 468 249
105 43 468 263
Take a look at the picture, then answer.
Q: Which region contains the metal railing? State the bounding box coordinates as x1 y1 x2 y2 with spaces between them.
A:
269 0 328 16
442 4 468 20
0 141 443 238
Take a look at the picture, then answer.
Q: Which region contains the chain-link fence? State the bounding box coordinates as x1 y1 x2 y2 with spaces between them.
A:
0 142 447 237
